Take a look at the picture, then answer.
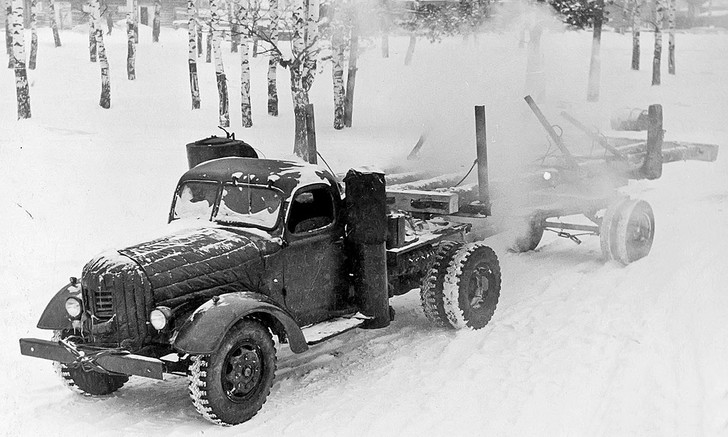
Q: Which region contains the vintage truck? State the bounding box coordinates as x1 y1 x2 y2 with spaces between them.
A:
18 136 501 426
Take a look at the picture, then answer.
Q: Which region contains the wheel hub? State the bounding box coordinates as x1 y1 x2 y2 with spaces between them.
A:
224 345 262 402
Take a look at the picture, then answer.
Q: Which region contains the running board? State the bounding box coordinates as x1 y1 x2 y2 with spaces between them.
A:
301 313 371 345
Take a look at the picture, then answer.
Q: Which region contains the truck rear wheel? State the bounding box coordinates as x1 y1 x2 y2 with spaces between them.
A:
442 243 501 330
420 241 463 327
51 331 129 396
600 198 655 264
188 319 276 426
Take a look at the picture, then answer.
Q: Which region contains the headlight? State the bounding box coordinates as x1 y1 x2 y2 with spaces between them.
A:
543 171 552 181
64 297 83 318
149 307 173 330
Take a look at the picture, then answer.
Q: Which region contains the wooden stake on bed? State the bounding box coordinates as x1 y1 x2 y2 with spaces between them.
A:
475 105 491 215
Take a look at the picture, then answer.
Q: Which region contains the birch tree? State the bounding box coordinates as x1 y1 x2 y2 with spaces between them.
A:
240 37 252 127
29 0 38 70
651 0 665 85
92 0 111 107
5 0 12 68
50 0 62 47
289 0 320 159
586 0 604 101
211 0 230 127
88 2 97 62
668 0 675 74
11 0 30 118
631 0 641 70
188 0 201 109
206 22 213 62
152 0 161 42
267 0 280 116
230 0 239 52
127 13 136 79
331 16 346 129
237 0 252 126
132 0 139 42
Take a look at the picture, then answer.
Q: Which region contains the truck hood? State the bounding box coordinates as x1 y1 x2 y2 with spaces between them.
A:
116 225 280 308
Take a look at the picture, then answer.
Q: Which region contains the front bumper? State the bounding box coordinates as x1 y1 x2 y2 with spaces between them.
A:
19 338 164 380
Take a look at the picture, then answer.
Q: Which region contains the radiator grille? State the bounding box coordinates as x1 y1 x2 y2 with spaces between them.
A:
92 287 115 320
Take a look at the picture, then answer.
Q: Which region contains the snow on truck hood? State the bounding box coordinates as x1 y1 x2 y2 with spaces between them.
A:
112 226 278 308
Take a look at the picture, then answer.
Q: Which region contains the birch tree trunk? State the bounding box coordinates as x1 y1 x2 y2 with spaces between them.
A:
196 8 203 57
525 23 544 101
267 0 279 116
6 0 13 68
652 0 664 85
206 22 212 63
631 0 641 70
331 21 345 129
211 0 229 127
587 0 603 102
152 0 161 42
343 21 358 128
289 0 310 161
89 3 97 62
127 14 136 79
240 36 252 127
229 0 238 53
188 0 201 109
404 33 416 65
668 0 675 74
132 0 138 43
92 0 111 108
49 0 61 46
29 0 37 70
11 0 30 118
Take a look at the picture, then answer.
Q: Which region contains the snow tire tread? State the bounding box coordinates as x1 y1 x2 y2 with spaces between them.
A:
420 241 463 327
442 242 501 330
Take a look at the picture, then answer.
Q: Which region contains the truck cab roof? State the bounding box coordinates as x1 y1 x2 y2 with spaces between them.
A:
178 157 340 200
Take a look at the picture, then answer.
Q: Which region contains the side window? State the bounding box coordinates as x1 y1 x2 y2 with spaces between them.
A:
288 187 335 234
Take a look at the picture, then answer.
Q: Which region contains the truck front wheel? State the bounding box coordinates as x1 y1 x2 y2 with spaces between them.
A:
442 243 501 330
188 319 277 426
51 331 129 396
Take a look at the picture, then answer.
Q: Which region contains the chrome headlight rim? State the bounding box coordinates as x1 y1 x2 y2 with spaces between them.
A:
149 306 173 331
64 297 83 319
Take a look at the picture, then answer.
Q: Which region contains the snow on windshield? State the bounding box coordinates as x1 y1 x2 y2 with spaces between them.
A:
172 182 218 221
216 185 282 229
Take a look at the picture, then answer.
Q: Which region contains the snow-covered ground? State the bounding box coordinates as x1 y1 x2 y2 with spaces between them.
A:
1 11 727 436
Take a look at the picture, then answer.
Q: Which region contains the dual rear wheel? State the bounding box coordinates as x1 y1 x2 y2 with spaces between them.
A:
420 242 501 330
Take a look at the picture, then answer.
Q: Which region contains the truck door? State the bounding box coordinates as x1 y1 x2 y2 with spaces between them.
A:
283 186 349 326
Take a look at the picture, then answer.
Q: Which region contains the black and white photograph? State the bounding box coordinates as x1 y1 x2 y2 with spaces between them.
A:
2 0 727 434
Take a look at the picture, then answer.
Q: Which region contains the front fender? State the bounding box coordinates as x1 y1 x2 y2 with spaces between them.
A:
37 281 81 330
174 291 308 354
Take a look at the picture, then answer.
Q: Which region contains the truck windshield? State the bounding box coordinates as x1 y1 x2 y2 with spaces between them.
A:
172 181 283 230
216 184 282 229
173 181 218 221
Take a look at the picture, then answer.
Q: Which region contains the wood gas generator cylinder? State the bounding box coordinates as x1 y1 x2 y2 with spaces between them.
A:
343 167 390 329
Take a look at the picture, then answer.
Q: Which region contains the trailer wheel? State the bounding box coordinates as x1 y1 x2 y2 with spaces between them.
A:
512 215 545 252
188 319 276 426
442 243 501 330
420 241 463 327
51 331 129 396
600 198 655 264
